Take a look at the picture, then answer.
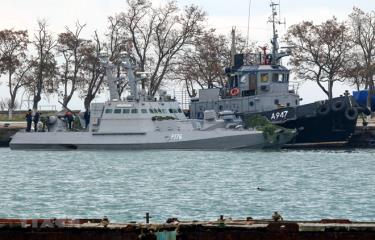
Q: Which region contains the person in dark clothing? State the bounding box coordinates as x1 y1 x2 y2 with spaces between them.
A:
40 115 49 132
33 112 40 132
84 110 90 129
64 111 74 130
25 109 32 132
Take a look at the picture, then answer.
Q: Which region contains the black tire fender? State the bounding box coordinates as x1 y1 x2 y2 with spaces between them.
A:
345 108 358 121
331 101 345 112
317 103 330 116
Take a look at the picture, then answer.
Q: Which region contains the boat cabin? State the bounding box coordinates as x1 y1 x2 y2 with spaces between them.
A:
227 65 290 97
89 100 187 133
190 63 299 119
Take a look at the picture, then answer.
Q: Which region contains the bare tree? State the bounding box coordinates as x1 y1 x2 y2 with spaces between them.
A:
349 7 375 109
0 29 29 119
285 18 353 99
106 15 128 98
0 98 19 112
29 20 57 111
0 98 6 111
117 0 205 96
79 32 105 110
342 51 367 90
118 0 155 90
174 29 229 97
56 21 89 108
174 29 255 97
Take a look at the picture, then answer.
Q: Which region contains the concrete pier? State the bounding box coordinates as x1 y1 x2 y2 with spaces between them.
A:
1 218 375 240
0 123 23 147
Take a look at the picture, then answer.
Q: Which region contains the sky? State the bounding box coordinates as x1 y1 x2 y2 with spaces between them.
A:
0 0 374 110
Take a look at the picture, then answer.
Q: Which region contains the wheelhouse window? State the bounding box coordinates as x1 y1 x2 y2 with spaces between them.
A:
131 109 138 114
141 109 148 114
114 109 121 114
230 75 239 88
123 109 130 114
157 108 162 113
149 109 154 113
178 108 182 113
105 109 113 114
240 74 248 84
260 73 269 82
272 73 283 83
169 109 173 113
283 74 289 82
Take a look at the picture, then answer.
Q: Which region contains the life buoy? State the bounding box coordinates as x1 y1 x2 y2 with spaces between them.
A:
230 88 240 96
331 101 345 112
345 108 358 121
317 103 330 116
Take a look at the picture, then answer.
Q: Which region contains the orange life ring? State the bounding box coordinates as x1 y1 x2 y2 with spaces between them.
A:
230 88 240 96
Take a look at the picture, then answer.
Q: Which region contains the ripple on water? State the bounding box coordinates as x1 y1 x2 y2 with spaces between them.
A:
0 148 375 222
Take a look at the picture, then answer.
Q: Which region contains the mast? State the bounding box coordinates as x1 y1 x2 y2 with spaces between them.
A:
268 1 285 65
121 55 139 101
231 27 236 66
99 50 139 101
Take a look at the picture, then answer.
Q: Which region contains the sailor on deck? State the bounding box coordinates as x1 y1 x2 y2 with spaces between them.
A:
25 109 32 132
33 111 40 132
272 211 283 222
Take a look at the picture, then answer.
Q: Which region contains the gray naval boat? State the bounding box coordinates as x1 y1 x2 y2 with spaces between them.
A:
10 53 296 151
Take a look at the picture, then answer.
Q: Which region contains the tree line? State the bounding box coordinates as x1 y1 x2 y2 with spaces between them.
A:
285 7 375 107
0 0 253 120
0 1 374 119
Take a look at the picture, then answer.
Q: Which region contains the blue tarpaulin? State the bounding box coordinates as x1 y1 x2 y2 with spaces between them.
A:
155 230 177 240
353 90 375 111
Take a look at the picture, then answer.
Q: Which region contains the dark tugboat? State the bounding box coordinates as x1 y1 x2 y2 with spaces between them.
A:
190 1 370 144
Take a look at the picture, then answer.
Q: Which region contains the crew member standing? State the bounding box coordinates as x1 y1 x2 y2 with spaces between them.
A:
25 109 32 132
84 110 90 129
33 111 40 132
65 111 74 130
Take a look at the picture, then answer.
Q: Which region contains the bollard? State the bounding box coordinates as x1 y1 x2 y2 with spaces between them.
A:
144 212 152 224
218 215 225 227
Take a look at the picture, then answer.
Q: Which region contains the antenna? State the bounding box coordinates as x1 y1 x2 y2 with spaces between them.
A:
246 0 252 48
231 27 236 66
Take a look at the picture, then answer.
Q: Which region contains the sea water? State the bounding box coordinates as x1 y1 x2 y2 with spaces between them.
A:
0 148 374 223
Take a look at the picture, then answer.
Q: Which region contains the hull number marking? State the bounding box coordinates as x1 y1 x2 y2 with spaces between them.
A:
271 110 288 120
169 133 183 141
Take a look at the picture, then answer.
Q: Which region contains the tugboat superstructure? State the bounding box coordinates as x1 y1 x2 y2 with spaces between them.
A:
190 1 369 144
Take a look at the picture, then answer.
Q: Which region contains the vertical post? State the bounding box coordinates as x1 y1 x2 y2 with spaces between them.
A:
144 212 151 224
328 79 332 100
231 27 236 66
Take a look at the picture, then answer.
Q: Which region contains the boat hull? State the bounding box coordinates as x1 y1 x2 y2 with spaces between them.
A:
243 96 367 143
9 129 295 150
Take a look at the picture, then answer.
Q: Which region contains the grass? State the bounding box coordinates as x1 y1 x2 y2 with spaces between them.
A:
0 114 25 122
0 111 58 122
